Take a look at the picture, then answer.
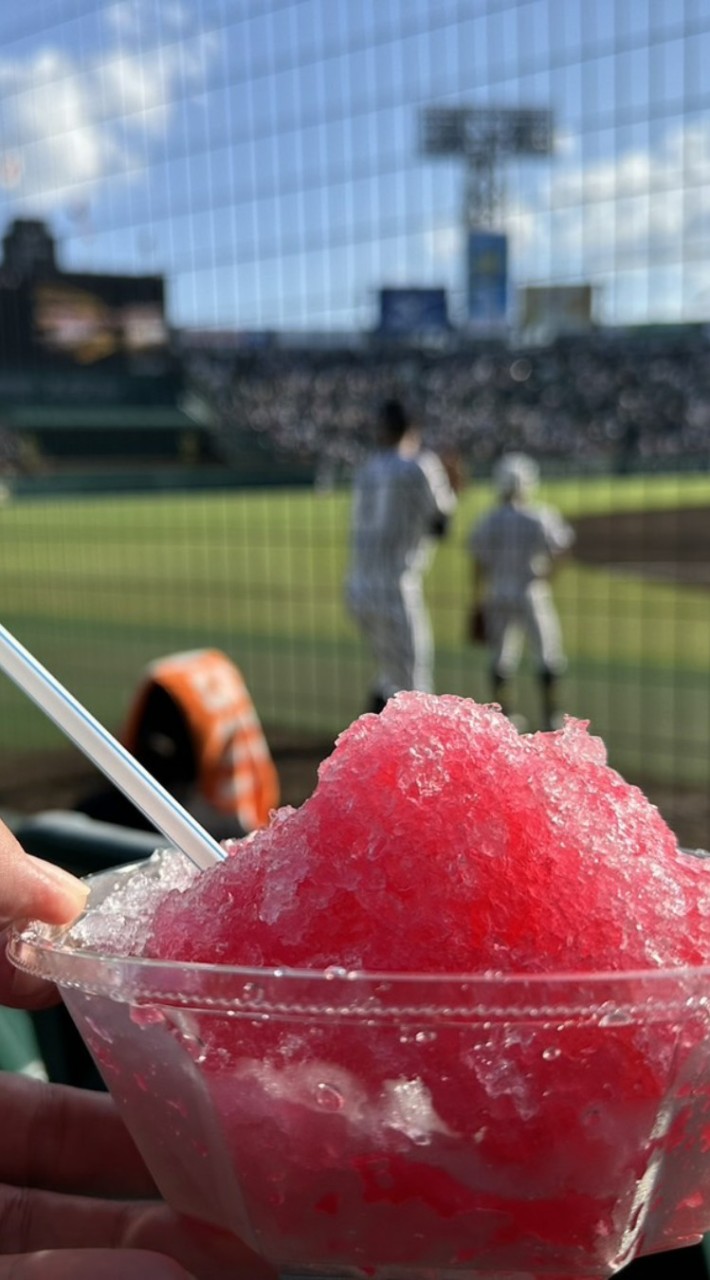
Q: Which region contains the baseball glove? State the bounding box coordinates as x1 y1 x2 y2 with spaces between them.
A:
467 604 487 645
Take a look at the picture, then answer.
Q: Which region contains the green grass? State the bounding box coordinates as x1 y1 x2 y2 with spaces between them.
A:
0 472 709 788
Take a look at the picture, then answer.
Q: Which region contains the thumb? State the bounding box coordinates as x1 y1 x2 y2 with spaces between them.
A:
0 820 88 928
0 819 88 1010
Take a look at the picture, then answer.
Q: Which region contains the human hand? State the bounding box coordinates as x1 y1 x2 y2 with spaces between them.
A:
0 821 275 1278
0 1073 274 1279
0 818 88 1009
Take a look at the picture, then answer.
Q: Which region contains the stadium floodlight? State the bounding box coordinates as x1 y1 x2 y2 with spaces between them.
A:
420 105 554 328
420 106 554 228
420 106 554 161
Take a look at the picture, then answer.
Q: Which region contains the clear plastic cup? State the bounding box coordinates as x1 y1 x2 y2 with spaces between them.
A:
9 861 710 1280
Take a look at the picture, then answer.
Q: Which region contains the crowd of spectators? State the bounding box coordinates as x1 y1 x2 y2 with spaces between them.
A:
184 325 710 478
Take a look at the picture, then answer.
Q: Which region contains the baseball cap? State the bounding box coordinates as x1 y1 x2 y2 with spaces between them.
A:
493 452 539 497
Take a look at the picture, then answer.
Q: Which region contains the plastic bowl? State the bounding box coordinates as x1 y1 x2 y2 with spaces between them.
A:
9 861 710 1279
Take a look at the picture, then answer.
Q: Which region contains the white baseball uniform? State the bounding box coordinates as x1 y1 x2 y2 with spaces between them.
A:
469 500 574 678
346 446 456 700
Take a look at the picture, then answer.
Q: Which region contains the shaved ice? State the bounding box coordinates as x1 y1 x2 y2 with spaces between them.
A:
24 693 710 1278
141 692 709 974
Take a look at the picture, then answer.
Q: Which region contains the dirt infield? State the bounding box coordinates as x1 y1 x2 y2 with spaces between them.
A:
573 504 710 587
1 503 709 849
569 502 710 847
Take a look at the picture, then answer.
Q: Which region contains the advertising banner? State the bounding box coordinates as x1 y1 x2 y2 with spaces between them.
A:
379 287 449 336
519 284 594 336
467 232 508 328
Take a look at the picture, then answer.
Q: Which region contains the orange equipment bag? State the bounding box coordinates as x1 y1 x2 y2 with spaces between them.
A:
122 649 280 832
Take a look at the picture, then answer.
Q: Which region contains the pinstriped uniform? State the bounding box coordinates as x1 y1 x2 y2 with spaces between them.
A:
346 447 456 700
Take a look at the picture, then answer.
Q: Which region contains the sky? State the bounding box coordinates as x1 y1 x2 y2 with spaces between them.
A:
0 0 708 332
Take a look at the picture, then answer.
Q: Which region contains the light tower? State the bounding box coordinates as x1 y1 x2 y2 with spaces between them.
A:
420 106 554 328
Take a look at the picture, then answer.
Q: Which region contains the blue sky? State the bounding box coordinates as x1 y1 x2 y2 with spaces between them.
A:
0 0 708 331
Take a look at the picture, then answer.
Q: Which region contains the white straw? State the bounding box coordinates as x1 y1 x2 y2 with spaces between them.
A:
0 623 225 870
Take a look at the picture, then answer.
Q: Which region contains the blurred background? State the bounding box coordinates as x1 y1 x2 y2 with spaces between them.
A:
0 0 708 847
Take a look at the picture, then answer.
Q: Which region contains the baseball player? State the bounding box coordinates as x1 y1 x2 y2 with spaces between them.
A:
468 452 575 731
346 397 458 713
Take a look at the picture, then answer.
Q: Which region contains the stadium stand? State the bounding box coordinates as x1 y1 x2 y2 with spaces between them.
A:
184 324 710 482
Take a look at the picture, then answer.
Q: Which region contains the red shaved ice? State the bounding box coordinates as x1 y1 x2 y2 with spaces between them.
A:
144 692 709 975
58 693 710 1276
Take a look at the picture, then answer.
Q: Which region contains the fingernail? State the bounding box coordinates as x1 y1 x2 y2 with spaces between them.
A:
26 855 89 913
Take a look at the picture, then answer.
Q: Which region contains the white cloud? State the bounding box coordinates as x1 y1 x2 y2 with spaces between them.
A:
424 221 460 264
513 120 710 274
105 0 189 39
94 50 174 134
0 9 219 211
104 1 141 36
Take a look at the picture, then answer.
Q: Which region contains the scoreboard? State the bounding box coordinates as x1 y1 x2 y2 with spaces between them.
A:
0 270 169 374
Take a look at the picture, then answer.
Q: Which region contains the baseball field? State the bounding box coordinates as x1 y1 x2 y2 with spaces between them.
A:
0 470 709 845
